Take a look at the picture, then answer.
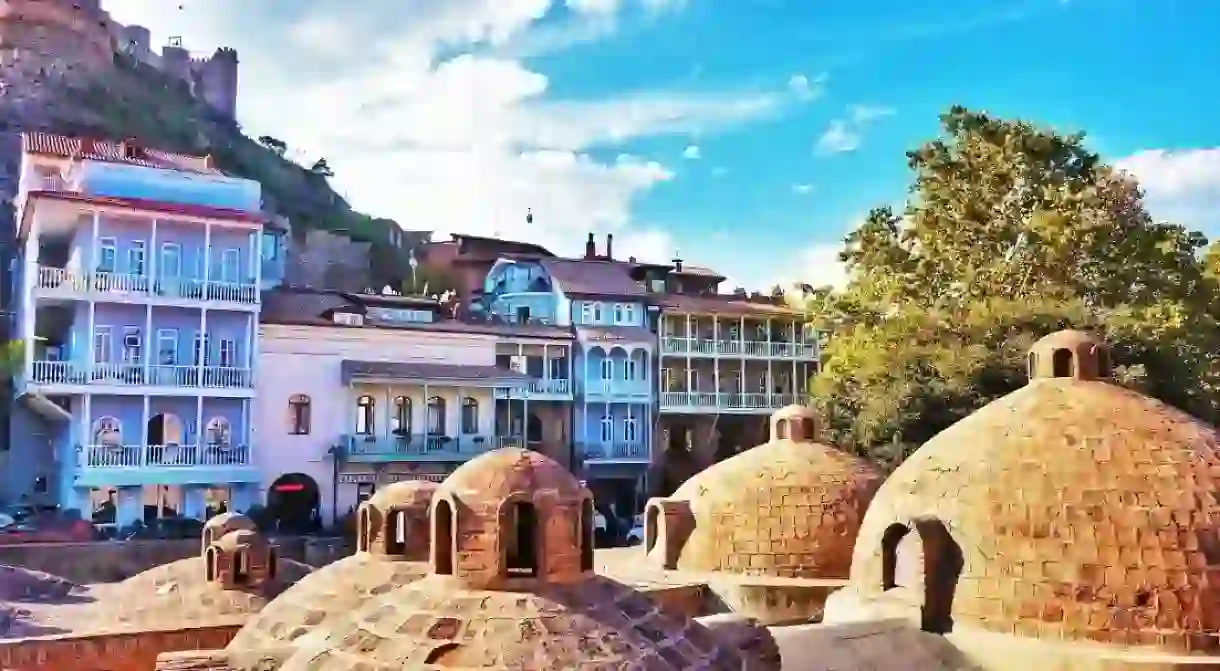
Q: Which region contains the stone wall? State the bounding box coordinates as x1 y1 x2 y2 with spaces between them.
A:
0 623 240 671
0 0 114 119
283 228 373 292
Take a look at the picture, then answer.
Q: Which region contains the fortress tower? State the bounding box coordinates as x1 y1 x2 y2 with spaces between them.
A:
0 0 115 87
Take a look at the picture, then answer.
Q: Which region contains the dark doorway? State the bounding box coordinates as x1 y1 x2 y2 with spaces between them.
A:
879 519 963 634
526 412 542 443
504 501 538 577
146 413 184 446
267 473 321 534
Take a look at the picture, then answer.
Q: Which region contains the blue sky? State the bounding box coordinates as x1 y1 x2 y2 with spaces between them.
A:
107 0 1220 290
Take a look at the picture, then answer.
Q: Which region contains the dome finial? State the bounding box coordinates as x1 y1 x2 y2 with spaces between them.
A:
1027 329 1112 382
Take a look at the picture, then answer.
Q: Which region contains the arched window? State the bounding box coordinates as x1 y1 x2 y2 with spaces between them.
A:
233 550 249 585
460 397 479 434
427 396 446 435
504 501 538 577
385 511 405 555
599 415 614 442
204 547 218 582
355 395 376 435
357 506 372 552
1052 348 1073 377
267 548 278 580
205 417 231 446
288 394 311 435
775 419 790 440
92 416 122 446
580 499 594 572
434 499 454 575
392 396 411 436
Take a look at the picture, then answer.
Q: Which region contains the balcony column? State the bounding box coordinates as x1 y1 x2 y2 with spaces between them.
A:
80 394 92 457
196 395 204 453
422 382 429 438
542 344 550 388
20 222 37 381
241 398 251 458
683 314 692 396
582 345 590 451
251 226 263 302
141 395 150 453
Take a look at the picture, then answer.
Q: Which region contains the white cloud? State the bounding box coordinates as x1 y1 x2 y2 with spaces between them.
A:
787 72 825 101
102 0 789 261
683 145 701 159
816 104 894 154
792 183 814 194
1115 148 1220 231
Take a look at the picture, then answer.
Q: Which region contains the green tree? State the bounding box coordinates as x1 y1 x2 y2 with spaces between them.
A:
804 107 1220 470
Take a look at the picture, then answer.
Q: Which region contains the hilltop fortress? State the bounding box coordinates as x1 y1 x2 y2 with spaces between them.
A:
0 0 238 119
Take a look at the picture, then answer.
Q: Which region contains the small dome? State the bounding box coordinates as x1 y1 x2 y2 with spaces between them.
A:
201 512 256 553
356 480 436 559
840 349 1220 652
211 528 267 553
273 575 750 671
647 415 882 579
1027 329 1112 381
770 404 820 442
430 448 594 590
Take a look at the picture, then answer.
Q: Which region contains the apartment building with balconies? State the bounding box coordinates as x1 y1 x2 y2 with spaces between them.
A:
256 288 573 525
7 133 278 525
480 233 654 517
652 257 820 493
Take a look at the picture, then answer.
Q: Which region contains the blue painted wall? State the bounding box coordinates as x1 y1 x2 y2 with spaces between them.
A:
80 162 262 213
72 216 257 283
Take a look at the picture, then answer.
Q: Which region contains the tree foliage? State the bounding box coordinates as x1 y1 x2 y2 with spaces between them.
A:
801 106 1220 470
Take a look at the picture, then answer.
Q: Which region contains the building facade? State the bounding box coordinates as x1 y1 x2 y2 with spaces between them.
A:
7 133 281 526
255 288 573 526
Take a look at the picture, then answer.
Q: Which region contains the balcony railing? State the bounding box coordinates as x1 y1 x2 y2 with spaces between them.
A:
494 378 571 399
31 360 253 389
82 443 251 469
342 434 514 459
34 266 259 305
579 442 649 460
584 380 651 396
659 391 799 410
661 337 818 359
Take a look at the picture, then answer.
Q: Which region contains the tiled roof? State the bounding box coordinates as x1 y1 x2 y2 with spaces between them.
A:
23 191 265 224
22 133 221 175
541 258 646 297
340 360 533 384
576 326 655 344
659 293 802 317
674 264 726 279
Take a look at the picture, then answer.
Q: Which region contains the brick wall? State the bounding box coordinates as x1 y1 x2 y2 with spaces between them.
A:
0 624 241 671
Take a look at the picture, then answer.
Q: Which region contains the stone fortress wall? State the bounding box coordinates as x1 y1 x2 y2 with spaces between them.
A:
0 0 239 120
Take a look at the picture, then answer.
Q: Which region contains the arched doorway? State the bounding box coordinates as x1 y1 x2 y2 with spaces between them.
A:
267 473 321 534
879 518 963 634
147 413 184 445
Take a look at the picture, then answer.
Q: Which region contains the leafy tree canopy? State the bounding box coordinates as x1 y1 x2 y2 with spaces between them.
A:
800 106 1220 469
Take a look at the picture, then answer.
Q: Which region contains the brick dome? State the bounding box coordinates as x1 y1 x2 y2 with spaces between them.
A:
840 330 1220 652
274 574 751 670
227 481 438 652
645 406 882 578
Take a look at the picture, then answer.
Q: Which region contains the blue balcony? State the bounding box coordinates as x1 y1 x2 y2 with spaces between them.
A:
341 434 522 463
579 441 649 462
77 161 262 213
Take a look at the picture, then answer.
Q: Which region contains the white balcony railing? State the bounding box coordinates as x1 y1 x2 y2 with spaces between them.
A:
660 337 818 360
82 443 251 469
30 361 253 390
659 391 799 410
584 380 651 396
494 378 572 400
580 442 649 460
34 266 259 306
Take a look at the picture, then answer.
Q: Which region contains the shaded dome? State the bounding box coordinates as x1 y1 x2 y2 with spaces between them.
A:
275 574 751 670
647 407 882 579
201 512 256 553
841 331 1220 652
431 448 594 590
228 482 438 652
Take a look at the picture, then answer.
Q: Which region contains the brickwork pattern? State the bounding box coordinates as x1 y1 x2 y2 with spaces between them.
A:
276 574 755 670
654 434 882 580
0 623 241 671
357 481 436 559
847 372 1220 653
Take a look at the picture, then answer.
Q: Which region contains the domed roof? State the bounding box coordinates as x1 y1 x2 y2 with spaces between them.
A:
438 447 585 501
365 479 437 510
274 575 749 670
651 407 882 579
845 330 1220 652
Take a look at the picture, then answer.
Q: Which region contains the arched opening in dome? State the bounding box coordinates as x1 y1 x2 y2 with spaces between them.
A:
775 420 790 440
204 546 218 582
267 547 278 580
234 550 250 586
879 519 962 634
1095 346 1112 378
798 417 816 440
645 502 660 554
504 501 538 577
880 523 909 590
356 506 372 553
385 510 406 556
434 499 454 575
580 499 595 572
1027 352 1036 379
1052 348 1073 377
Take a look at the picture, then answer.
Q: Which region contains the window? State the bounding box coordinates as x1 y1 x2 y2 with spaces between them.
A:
355 395 375 435
580 303 593 324
427 396 446 435
193 333 210 366
592 302 604 322
600 358 613 380
622 304 636 324
460 397 479 434
92 417 122 446
205 417 231 446
159 243 182 278
97 238 117 273
218 339 236 367
624 359 637 381
613 304 624 323
128 240 147 276
600 416 614 442
288 394 311 435
220 248 240 283
156 329 178 365
392 396 411 435
623 417 638 442
661 367 672 391
122 328 141 364
690 370 700 391
93 327 111 364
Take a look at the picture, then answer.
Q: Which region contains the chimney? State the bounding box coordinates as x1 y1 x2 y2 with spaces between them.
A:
120 138 140 160
585 233 596 259
628 256 637 264
672 257 683 273
605 234 613 260
202 154 215 171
